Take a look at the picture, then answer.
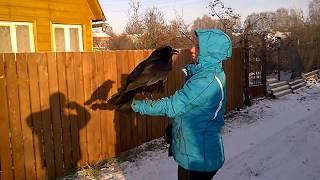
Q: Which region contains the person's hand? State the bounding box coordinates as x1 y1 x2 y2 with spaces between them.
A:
67 102 78 110
91 103 100 110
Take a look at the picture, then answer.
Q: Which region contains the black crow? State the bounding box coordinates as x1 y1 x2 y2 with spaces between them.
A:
108 46 179 105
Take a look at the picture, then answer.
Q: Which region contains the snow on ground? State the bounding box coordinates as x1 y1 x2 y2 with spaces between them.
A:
216 110 320 180
70 82 320 180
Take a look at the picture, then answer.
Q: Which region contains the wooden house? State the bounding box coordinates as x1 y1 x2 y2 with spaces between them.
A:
0 0 105 53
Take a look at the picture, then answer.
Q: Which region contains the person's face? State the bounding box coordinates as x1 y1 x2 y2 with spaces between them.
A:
190 41 199 63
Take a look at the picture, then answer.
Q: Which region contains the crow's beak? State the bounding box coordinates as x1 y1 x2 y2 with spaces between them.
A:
172 49 179 55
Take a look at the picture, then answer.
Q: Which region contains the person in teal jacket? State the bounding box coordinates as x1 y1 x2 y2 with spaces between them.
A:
131 29 232 180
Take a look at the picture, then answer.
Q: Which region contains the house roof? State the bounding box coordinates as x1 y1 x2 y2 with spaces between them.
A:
87 0 106 21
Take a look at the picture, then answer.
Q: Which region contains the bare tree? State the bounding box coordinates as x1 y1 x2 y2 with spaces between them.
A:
125 0 144 35
108 34 135 50
191 15 225 31
124 0 198 50
297 0 320 71
244 12 275 33
165 18 194 49
309 0 320 25
138 7 167 49
207 0 240 32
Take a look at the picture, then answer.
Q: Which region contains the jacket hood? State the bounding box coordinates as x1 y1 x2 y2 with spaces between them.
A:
195 29 232 67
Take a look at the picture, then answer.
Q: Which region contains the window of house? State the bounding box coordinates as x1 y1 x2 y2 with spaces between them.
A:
52 24 83 52
0 21 35 53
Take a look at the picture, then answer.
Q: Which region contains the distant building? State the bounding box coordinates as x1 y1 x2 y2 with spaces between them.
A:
93 28 111 51
266 31 291 43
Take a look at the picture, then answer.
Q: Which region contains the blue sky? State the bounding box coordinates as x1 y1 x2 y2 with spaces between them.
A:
98 0 311 34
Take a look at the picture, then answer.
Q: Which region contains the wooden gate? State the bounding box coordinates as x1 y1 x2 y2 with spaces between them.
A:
243 37 267 100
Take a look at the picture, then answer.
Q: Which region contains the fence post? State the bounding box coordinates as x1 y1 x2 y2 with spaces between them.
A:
243 38 251 106
277 37 281 81
261 37 267 96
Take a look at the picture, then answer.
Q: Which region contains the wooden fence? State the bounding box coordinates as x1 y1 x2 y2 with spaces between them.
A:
0 48 243 179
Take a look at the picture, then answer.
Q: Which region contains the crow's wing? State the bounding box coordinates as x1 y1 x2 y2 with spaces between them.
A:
125 54 163 86
124 61 171 93
107 61 170 105
126 59 148 84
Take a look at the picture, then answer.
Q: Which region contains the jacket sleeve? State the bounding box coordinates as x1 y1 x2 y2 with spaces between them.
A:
131 77 212 118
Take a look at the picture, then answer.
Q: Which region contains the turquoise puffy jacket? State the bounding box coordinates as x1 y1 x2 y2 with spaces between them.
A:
131 29 232 172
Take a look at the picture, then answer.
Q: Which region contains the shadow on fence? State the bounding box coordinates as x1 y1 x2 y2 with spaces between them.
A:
26 92 90 178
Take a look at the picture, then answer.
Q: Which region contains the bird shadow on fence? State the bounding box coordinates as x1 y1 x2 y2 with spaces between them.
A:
83 76 139 155
84 80 115 110
63 74 168 178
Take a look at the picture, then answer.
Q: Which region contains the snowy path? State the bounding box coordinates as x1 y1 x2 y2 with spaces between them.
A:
216 109 320 180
